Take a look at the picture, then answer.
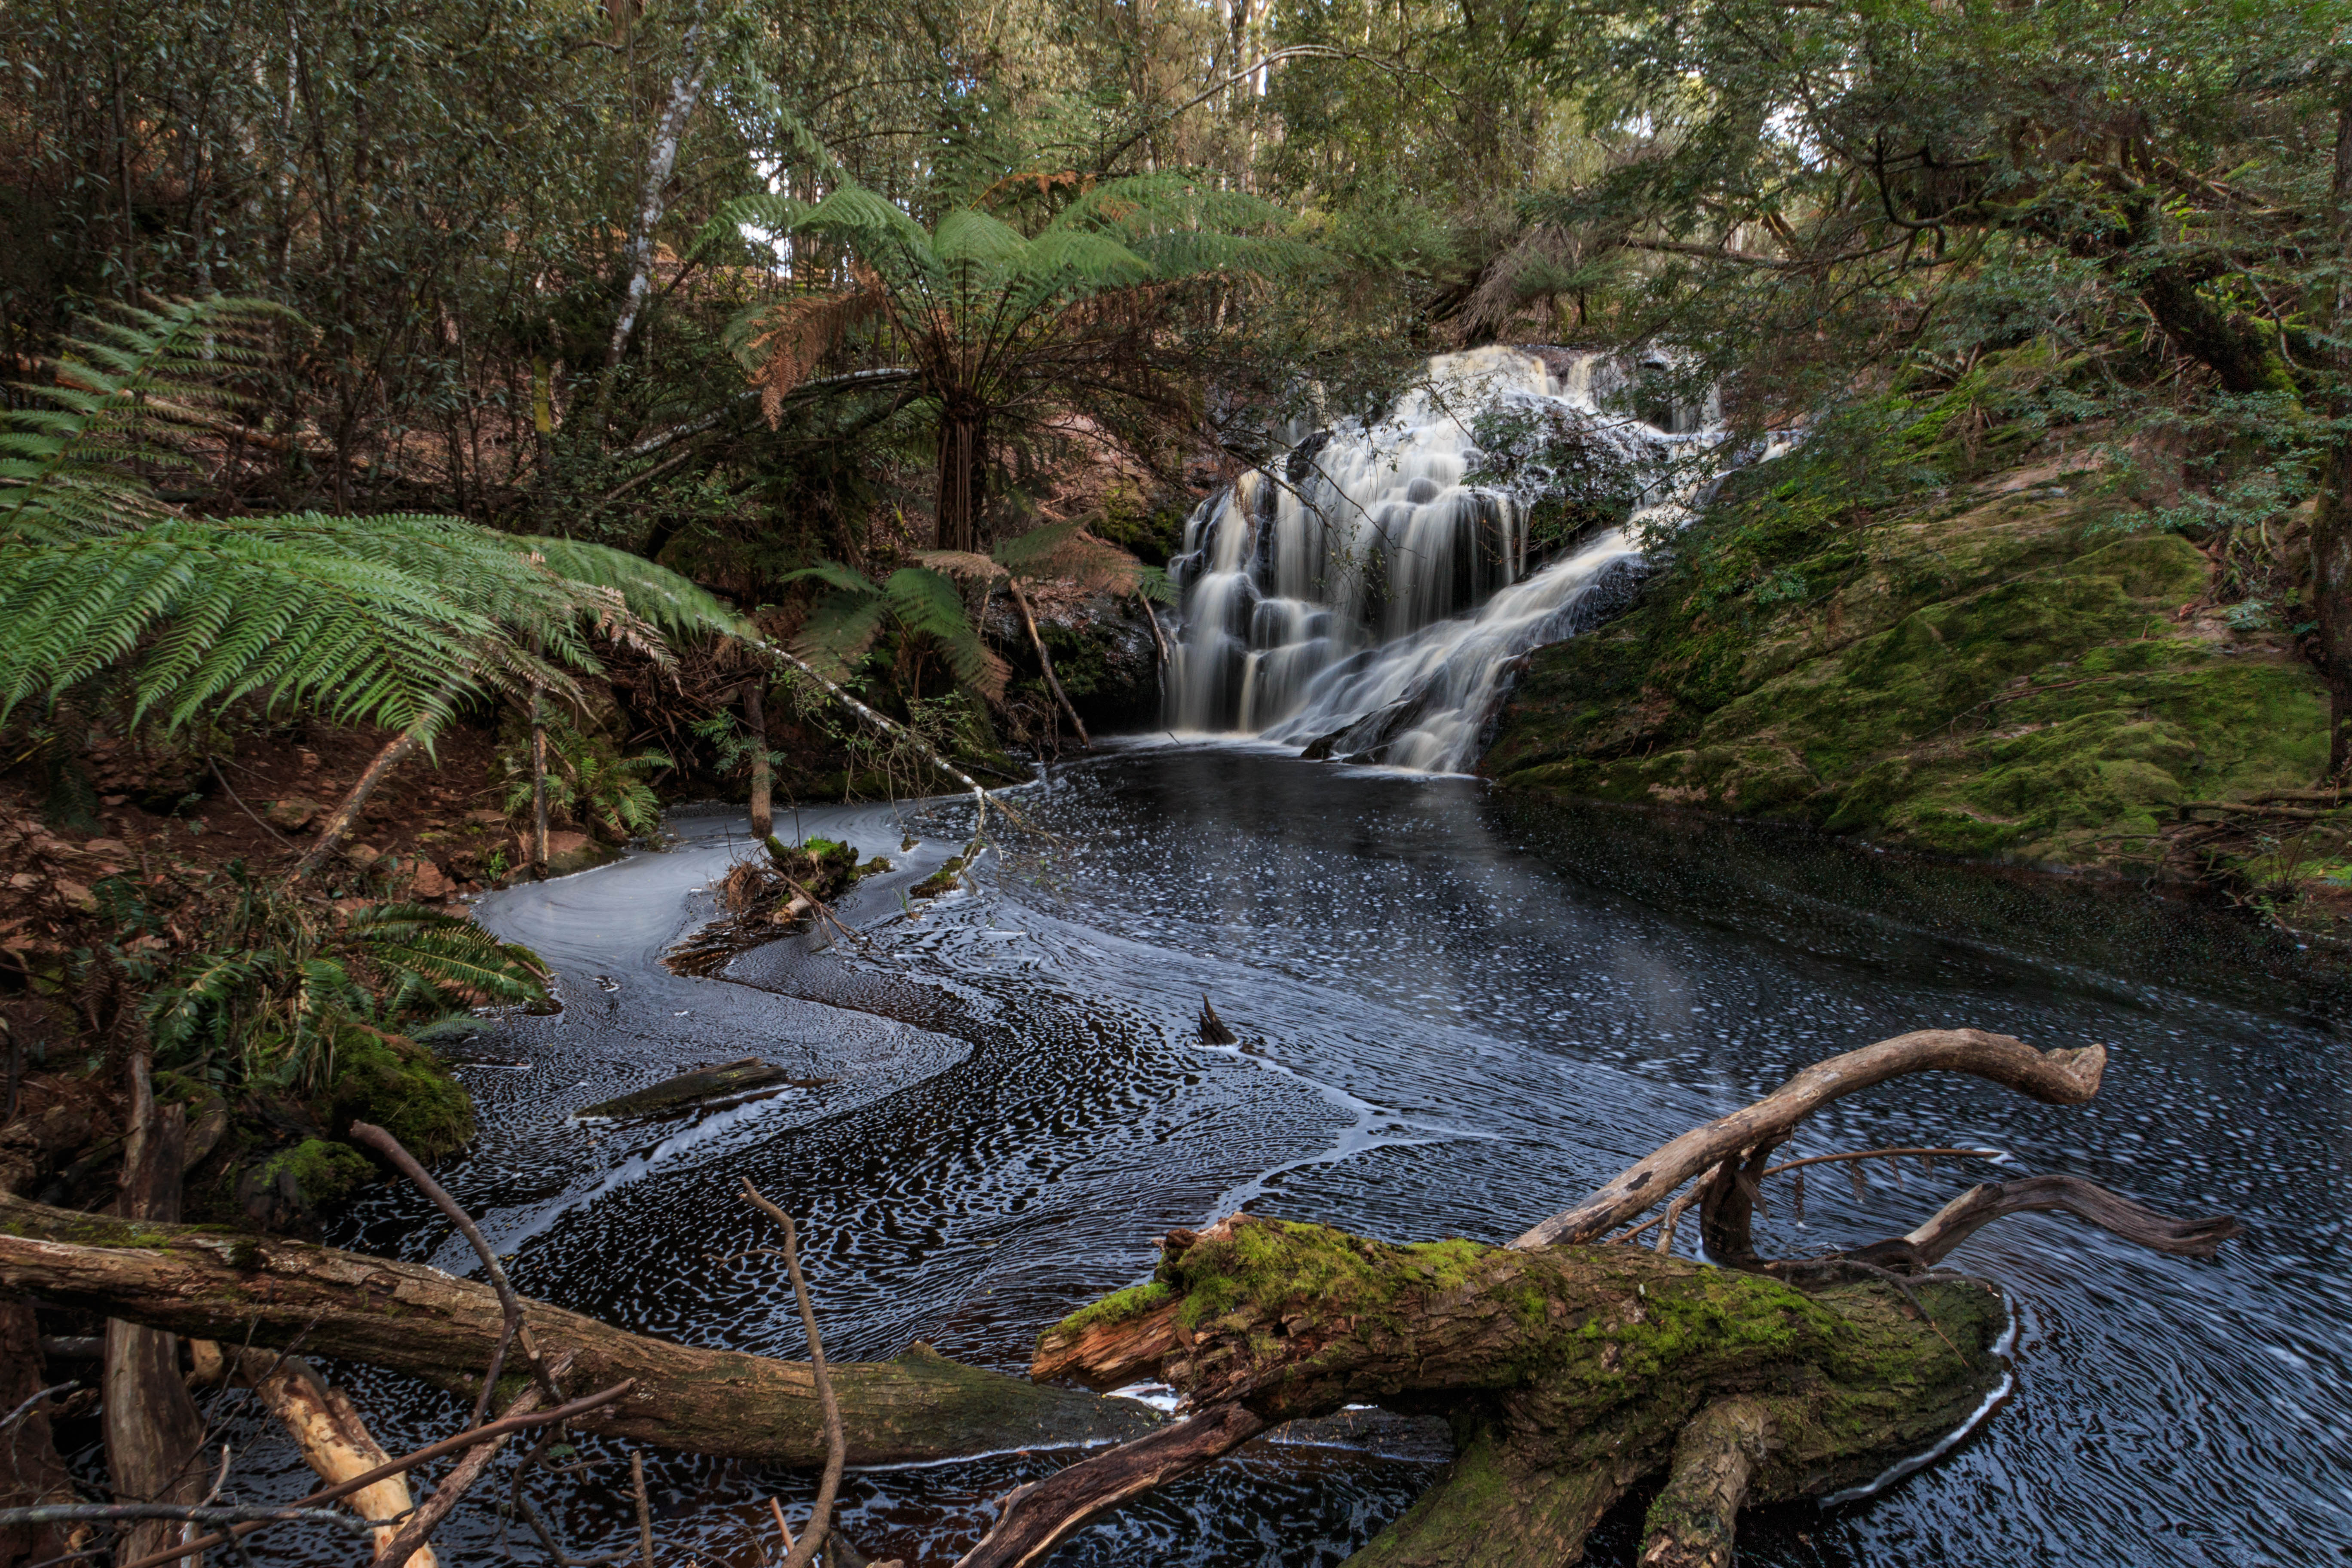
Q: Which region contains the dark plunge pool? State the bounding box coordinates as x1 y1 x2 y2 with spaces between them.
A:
277 742 2344 1567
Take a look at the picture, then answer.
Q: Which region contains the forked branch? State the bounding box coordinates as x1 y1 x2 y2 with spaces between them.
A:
1513 1029 2106 1249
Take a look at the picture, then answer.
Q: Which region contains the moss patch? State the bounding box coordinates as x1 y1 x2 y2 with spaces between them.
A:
1487 472 2324 875
328 1028 474 1162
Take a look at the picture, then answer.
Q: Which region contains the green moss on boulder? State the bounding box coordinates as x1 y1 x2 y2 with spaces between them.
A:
1487 470 2323 875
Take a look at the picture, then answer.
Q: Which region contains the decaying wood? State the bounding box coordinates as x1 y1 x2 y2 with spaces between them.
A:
1885 1173 2242 1271
372 1357 569 1568
113 1382 636 1568
575 1058 804 1120
1637 1398 1770 1568
104 1058 206 1568
0 1196 1159 1466
224 1349 436 1568
0 1298 73 1568
992 1030 2239 1568
1512 1030 2105 1249
952 1404 1268 1568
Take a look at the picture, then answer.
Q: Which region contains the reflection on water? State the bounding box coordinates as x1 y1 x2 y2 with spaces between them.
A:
266 745 2352 1566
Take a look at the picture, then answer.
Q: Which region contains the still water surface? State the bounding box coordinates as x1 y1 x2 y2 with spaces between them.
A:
295 744 2343 1566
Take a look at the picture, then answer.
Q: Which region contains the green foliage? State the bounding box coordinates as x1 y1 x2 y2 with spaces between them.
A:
782 563 1008 701
0 300 742 741
498 715 671 841
129 870 548 1101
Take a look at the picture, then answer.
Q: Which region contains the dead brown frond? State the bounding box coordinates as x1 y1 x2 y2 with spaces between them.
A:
750 279 884 426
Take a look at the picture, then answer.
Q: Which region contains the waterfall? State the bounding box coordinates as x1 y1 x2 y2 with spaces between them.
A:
1164 344 1723 772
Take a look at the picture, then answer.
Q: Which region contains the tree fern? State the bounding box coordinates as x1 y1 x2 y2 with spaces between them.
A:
780 561 1007 701
0 300 744 738
0 296 292 542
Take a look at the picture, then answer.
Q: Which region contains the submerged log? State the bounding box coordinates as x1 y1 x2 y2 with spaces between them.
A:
0 1197 1159 1467
574 1058 814 1120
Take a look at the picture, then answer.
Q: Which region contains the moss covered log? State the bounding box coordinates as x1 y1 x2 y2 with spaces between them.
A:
1026 1213 2005 1567
0 1194 1158 1467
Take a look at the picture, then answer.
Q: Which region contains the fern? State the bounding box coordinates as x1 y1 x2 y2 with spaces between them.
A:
0 302 744 738
780 561 1007 700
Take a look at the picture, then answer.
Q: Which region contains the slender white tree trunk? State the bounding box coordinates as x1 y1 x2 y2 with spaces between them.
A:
606 18 713 371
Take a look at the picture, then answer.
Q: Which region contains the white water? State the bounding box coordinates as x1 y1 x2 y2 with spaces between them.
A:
1164 344 1726 772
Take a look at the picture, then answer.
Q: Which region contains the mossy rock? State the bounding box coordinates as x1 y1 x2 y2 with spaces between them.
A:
234 1138 374 1230
1486 471 2326 875
328 1028 474 1163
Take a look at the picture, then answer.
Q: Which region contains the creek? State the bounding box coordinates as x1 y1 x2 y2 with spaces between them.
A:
242 743 2352 1567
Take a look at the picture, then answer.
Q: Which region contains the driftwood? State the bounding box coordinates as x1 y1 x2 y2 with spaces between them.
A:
974 1032 2240 1567
222 1349 437 1568
574 1058 805 1120
0 1030 2242 1568
0 1197 1158 1467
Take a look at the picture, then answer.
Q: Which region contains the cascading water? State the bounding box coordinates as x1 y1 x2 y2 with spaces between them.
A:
1165 344 1727 772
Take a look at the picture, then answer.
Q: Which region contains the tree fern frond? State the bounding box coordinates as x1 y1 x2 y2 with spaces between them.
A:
884 566 1007 700
1 296 297 542
778 560 881 595
990 521 1147 594
1136 563 1179 605
789 588 889 681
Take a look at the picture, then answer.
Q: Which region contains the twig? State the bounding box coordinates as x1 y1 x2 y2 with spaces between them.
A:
0 1505 369 1536
768 1496 796 1557
1761 1147 2006 1178
205 758 299 854
631 1452 655 1568
346 1121 560 1411
737 1180 843 1568
110 1385 637 1568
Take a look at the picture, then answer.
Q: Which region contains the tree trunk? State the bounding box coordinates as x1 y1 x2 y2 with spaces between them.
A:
605 16 711 374
293 718 432 880
745 679 773 839
935 408 987 553
0 1196 1157 1468
2319 101 2352 778
530 684 552 877
1005 578 1091 747
0 1297 73 1568
224 1350 436 1568
104 1057 206 1568
968 1032 2239 1568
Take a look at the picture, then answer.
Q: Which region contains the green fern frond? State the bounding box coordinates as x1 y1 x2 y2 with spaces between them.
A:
1136 563 1179 605
884 566 1007 700
789 588 889 681
2 296 295 543
778 560 882 595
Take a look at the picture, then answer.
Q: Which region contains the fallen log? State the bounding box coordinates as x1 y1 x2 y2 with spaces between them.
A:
977 1032 2240 1567
219 1349 436 1568
576 1058 811 1121
0 1198 1159 1467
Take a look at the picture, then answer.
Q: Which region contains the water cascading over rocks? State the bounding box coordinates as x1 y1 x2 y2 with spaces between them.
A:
1165 344 1724 771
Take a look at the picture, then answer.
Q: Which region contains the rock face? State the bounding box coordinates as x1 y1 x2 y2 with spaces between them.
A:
986 587 1164 732
1483 470 2324 875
